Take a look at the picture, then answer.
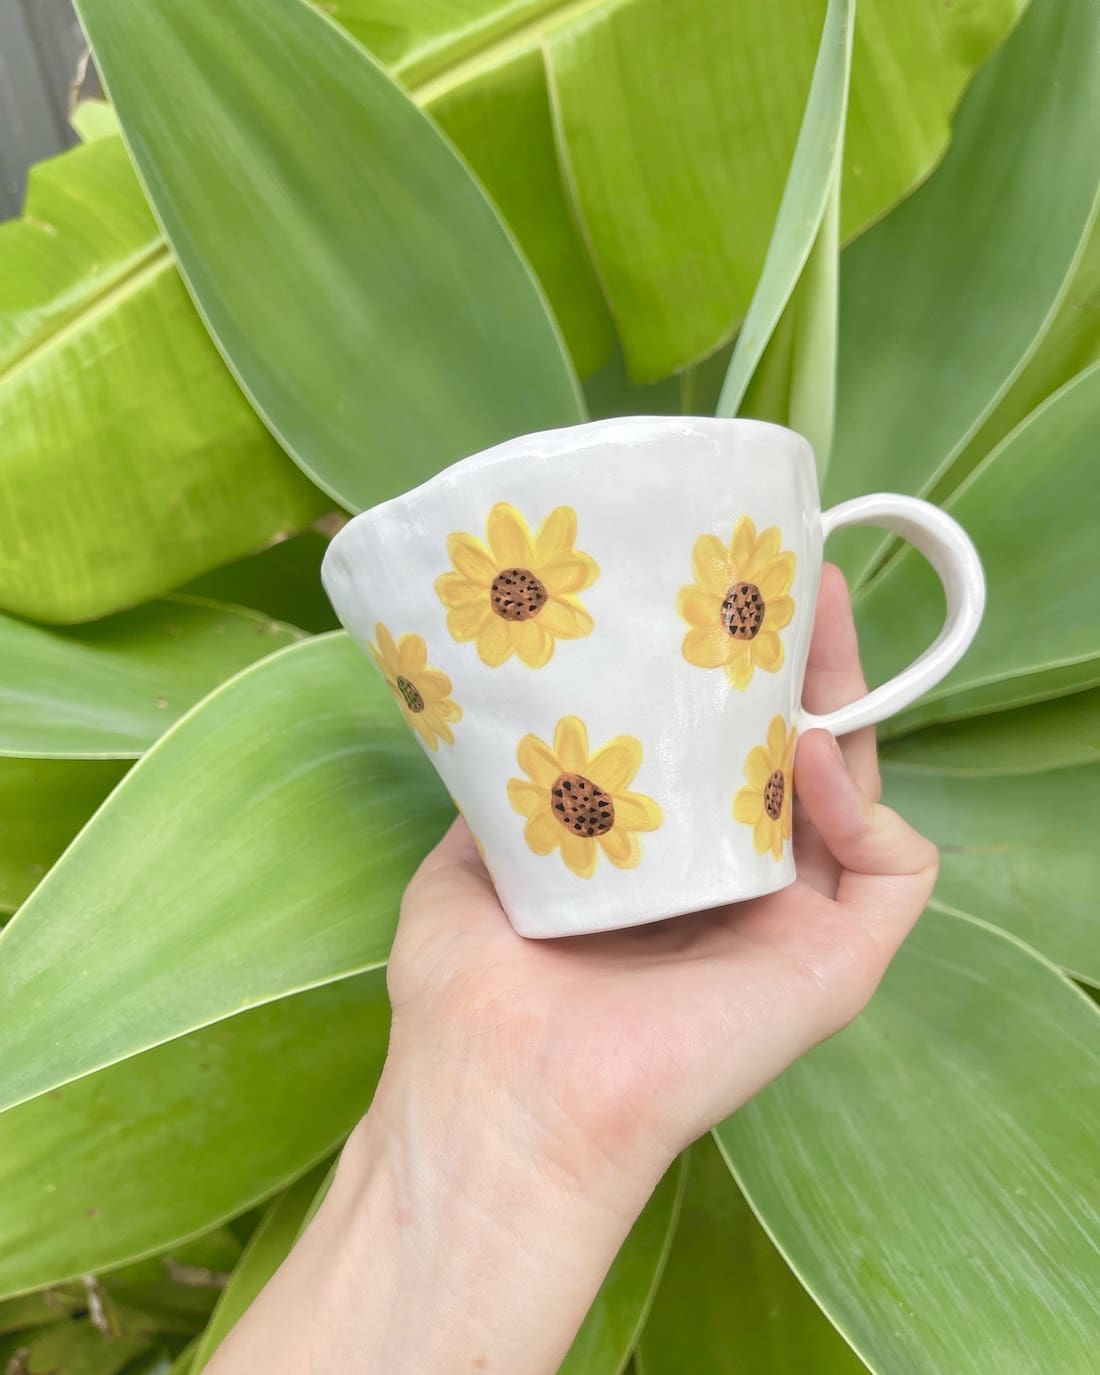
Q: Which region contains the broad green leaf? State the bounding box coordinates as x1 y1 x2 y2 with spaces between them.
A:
190 1166 330 1373
0 758 127 914
168 1341 197 1375
178 531 340 635
559 1157 685 1375
0 1290 84 1336
70 97 121 141
826 0 1100 587
880 688 1100 777
717 0 853 475
716 909 1100 1375
857 363 1100 732
0 634 449 1117
0 1319 148 1375
75 0 584 515
0 598 300 759
103 1228 244 1335
547 0 1025 381
883 766 1100 986
582 343 681 421
637 1137 863 1375
0 135 329 625
0 971 388 1300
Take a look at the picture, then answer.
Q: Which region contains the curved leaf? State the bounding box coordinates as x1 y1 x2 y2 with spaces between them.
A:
178 531 341 635
637 1137 863 1375
0 135 329 625
880 688 1100 777
716 909 1100 1375
857 363 1100 732
0 971 388 1300
0 634 451 1117
559 1156 686 1375
547 0 1024 380
74 0 584 515
0 1319 149 1375
883 765 1100 986
0 598 300 759
190 1166 330 1373
825 0 1100 587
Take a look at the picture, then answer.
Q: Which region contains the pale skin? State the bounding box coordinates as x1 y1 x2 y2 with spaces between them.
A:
207 565 939 1375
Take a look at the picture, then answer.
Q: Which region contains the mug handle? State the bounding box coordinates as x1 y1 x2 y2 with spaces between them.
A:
799 494 986 737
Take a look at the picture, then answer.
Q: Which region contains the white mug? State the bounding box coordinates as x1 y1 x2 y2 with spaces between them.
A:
322 417 985 938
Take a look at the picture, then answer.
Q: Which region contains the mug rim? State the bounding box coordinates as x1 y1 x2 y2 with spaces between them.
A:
327 414 816 552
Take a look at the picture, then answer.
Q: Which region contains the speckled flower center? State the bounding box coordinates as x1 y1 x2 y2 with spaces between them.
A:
395 675 425 713
722 581 765 639
551 772 615 837
491 567 547 621
764 769 785 820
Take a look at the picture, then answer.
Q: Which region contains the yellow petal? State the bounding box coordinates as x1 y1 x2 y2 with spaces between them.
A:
517 733 564 786
743 745 772 790
476 616 513 666
554 716 589 772
766 714 788 763
762 592 795 630
373 622 399 669
752 526 782 565
614 791 663 832
410 715 438 751
729 516 757 571
435 719 455 747
782 727 799 774
416 667 453 701
734 787 764 825
538 597 593 639
757 553 795 600
753 814 774 856
540 551 599 595
447 601 492 642
682 626 733 670
508 778 548 818
692 534 732 596
599 827 641 869
534 505 577 563
727 647 755 691
437 698 463 722
677 585 723 629
561 831 598 879
586 737 642 793
435 571 485 608
525 809 562 856
512 618 554 668
447 532 497 586
754 630 785 674
487 502 535 567
397 632 427 676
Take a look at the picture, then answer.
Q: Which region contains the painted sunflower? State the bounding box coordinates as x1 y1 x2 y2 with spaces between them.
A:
435 503 598 668
678 516 796 689
733 715 797 859
368 622 462 750
507 715 663 879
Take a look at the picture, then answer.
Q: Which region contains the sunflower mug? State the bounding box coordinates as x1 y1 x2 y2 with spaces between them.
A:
322 416 984 939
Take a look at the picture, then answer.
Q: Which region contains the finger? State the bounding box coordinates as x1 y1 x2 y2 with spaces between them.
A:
398 817 500 937
795 729 938 951
802 563 880 801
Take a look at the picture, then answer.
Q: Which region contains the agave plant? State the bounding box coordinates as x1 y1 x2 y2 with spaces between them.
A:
0 0 1097 1369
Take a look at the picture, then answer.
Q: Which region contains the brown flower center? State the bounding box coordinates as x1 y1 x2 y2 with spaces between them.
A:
551 772 615 838
395 675 425 713
491 567 547 621
721 582 765 639
764 769 785 821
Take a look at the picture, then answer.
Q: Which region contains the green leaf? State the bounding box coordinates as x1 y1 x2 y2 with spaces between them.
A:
856 363 1100 732
0 1290 85 1337
0 1318 149 1375
826 0 1100 587
70 97 121 142
74 0 584 515
0 634 449 1117
0 971 388 1300
882 765 1100 986
103 1228 244 1335
547 0 1025 381
559 1156 685 1375
0 758 127 914
637 1137 863 1375
177 531 340 635
716 909 1100 1375
0 134 329 625
582 343 682 421
880 688 1100 777
717 0 853 475
190 1166 330 1373
0 598 301 759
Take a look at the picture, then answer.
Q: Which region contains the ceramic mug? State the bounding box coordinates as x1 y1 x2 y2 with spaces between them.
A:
322 416 985 938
